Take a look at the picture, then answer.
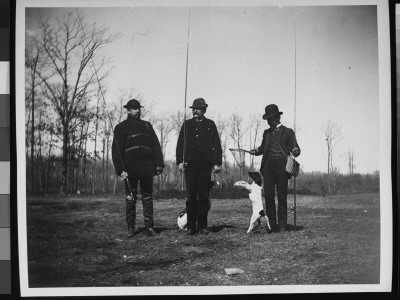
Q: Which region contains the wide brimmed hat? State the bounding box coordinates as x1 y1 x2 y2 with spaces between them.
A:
123 99 143 109
189 98 208 109
262 104 283 120
248 171 262 183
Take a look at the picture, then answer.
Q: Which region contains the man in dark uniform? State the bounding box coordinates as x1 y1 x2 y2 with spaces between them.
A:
112 99 164 237
176 98 222 235
250 104 300 233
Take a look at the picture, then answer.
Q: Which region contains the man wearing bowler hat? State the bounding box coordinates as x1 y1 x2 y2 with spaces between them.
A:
176 98 222 235
249 104 300 233
112 99 164 237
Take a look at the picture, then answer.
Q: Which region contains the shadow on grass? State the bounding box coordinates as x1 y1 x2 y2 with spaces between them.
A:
133 226 180 234
208 224 235 233
285 224 304 232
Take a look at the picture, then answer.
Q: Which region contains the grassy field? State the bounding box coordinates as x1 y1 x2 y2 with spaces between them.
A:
26 193 380 287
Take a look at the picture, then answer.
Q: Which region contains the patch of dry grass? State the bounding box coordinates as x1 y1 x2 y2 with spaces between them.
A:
27 194 380 287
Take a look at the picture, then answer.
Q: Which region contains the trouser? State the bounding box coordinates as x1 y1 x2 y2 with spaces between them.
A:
125 176 154 228
261 158 289 230
185 153 213 231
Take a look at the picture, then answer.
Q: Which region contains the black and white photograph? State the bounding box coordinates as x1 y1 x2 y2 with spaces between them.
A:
15 0 392 297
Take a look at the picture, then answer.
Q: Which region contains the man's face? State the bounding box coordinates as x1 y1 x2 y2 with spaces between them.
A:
128 107 141 119
267 114 280 128
192 107 206 119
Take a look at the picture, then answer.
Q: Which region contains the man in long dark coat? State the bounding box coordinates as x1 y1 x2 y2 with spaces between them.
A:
250 104 300 233
176 98 222 235
112 99 164 237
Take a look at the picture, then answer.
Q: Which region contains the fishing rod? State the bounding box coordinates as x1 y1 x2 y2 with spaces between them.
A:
183 8 191 167
293 17 298 232
75 9 134 197
181 8 191 191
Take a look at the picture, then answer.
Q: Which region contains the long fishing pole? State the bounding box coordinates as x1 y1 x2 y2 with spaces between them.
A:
75 9 134 197
181 8 191 191
293 17 297 232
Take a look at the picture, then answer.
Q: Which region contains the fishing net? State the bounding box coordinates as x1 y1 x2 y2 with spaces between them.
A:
229 148 249 168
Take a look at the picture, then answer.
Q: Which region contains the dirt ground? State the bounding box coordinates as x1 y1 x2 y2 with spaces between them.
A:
26 193 380 287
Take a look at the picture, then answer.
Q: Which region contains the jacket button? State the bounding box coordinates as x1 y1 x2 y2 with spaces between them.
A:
196 135 198 137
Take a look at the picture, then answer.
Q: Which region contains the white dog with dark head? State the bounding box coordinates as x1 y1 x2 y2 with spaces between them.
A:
234 172 272 234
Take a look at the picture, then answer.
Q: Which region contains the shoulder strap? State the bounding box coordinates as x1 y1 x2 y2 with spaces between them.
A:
144 122 150 132
276 140 287 156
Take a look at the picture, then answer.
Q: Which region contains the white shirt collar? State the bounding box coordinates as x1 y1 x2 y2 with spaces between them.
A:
271 123 282 131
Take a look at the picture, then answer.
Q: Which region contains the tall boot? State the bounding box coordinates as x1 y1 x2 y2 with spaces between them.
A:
126 194 137 237
197 197 209 231
186 199 198 233
142 192 157 236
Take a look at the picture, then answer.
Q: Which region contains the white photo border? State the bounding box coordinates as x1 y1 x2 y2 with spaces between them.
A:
16 0 392 296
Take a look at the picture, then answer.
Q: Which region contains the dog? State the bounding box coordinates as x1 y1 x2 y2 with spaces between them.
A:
234 172 272 234
177 208 188 230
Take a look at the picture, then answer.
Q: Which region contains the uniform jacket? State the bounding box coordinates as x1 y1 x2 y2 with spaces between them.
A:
255 125 300 172
176 117 222 166
112 115 164 177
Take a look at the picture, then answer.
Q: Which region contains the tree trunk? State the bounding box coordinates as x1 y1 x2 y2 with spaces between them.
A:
30 89 35 194
83 122 89 194
60 124 69 195
93 96 100 195
38 113 46 193
113 175 117 195
46 130 53 193
102 138 105 193
106 133 110 194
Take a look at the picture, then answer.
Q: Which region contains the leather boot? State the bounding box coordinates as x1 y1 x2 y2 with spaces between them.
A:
142 193 154 229
126 195 136 236
145 227 158 237
127 225 137 237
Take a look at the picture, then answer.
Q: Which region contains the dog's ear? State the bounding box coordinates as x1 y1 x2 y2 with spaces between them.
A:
179 208 187 217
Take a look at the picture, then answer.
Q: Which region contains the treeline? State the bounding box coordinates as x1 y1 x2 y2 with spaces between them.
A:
26 155 379 197
25 10 376 197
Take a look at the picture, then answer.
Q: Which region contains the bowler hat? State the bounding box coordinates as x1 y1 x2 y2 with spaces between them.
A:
189 98 208 109
123 99 143 109
248 172 262 184
262 104 283 120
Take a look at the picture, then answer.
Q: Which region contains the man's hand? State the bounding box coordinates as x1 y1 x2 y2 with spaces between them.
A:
120 171 128 180
178 163 185 173
291 147 300 157
249 148 258 155
212 165 221 174
156 166 163 175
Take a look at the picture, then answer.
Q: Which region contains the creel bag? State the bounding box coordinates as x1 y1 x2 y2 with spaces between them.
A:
286 155 300 177
277 142 300 177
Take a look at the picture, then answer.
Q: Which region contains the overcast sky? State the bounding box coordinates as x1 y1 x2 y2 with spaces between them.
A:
24 3 382 174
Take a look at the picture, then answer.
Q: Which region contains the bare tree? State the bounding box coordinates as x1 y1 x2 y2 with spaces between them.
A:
25 39 46 193
171 110 186 190
347 148 355 175
247 114 262 170
30 11 120 195
153 113 174 192
322 120 343 175
214 115 229 187
228 113 246 179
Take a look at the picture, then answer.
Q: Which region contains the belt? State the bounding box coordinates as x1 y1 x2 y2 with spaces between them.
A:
125 145 152 152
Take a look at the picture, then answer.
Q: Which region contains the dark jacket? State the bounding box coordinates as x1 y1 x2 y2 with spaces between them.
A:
176 117 222 166
255 125 300 172
112 115 164 177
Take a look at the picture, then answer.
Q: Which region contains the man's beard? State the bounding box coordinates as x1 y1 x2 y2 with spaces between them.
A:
193 112 203 119
129 112 140 119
